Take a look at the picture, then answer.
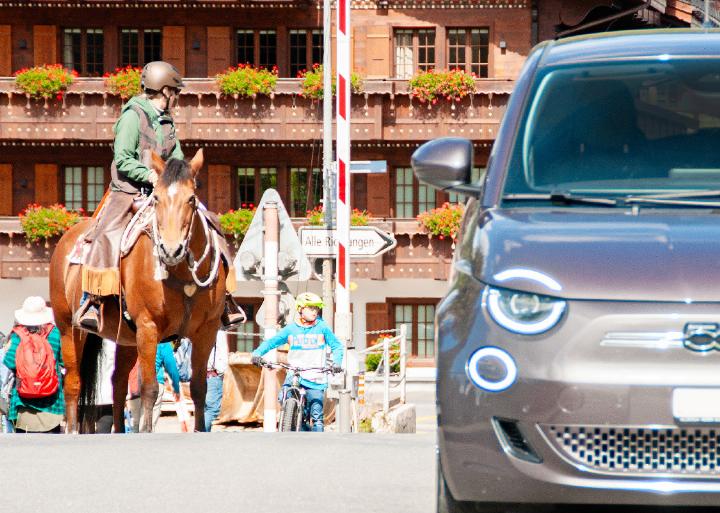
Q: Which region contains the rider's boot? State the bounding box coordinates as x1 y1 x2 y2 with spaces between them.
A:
221 294 246 331
72 292 102 332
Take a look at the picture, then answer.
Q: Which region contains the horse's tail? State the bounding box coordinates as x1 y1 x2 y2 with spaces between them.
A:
78 333 103 433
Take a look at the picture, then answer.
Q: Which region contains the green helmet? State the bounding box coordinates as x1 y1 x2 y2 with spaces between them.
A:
296 292 324 310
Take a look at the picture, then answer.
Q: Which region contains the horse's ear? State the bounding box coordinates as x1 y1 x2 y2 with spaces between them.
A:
150 151 166 175
189 148 204 177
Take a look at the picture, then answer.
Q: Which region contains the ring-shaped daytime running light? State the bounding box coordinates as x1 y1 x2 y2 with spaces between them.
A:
466 347 517 392
484 287 566 335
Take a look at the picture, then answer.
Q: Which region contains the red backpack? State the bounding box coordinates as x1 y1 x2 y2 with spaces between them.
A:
13 324 58 399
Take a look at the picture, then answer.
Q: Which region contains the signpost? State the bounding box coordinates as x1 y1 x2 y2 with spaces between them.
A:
299 226 397 258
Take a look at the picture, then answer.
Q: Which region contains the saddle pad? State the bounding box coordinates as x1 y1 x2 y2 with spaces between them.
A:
68 234 90 265
120 199 154 257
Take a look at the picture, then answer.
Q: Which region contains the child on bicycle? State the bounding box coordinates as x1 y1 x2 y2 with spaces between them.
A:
251 292 343 432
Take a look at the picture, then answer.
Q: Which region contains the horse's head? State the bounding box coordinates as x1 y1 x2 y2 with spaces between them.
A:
150 148 203 266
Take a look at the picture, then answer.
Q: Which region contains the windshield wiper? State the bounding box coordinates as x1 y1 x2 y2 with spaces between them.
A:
503 192 618 207
624 190 720 207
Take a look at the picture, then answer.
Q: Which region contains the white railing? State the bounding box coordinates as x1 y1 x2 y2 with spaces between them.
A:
356 324 407 414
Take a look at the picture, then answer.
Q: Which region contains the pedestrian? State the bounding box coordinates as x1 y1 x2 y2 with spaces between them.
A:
92 338 116 433
205 331 229 432
128 340 181 432
3 296 64 434
251 292 344 432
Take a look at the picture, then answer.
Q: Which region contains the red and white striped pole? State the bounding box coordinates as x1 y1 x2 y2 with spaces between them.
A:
335 0 351 345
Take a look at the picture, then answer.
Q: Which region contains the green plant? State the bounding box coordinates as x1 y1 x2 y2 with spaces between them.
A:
358 416 374 433
306 206 373 226
408 68 476 104
14 64 77 100
417 202 464 240
219 208 255 239
298 64 364 100
365 336 400 373
216 64 278 97
105 66 142 99
20 203 83 243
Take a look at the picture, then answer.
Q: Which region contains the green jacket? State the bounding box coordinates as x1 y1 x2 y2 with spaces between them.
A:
111 95 184 193
2 327 65 422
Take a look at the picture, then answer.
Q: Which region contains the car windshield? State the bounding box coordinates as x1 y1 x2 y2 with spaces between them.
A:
503 58 720 203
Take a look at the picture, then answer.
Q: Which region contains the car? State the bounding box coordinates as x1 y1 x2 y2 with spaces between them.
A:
412 29 720 513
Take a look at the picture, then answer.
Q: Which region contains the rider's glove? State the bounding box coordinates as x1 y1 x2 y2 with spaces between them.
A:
147 170 159 186
251 355 263 367
331 364 343 374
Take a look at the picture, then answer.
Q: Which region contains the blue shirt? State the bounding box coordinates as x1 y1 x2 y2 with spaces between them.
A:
156 342 180 394
252 318 344 390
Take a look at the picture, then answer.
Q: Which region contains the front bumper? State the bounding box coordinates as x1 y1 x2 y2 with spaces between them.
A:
438 273 720 505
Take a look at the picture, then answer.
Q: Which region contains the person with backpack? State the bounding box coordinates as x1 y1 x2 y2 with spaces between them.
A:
2 296 64 433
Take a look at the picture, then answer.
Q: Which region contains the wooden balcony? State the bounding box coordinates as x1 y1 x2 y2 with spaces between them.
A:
0 217 453 280
0 77 512 144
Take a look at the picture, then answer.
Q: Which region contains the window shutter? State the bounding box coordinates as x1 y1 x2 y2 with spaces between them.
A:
208 165 231 213
366 25 391 78
34 164 58 206
0 26 10 76
0 164 12 216
33 25 57 65
207 27 231 77
366 172 390 217
365 302 390 346
162 26 186 75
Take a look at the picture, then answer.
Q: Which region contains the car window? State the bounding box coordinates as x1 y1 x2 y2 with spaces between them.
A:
503 59 720 199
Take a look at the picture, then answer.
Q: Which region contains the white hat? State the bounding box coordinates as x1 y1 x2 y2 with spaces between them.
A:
14 296 54 326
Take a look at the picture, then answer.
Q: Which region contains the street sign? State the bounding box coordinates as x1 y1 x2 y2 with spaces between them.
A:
350 160 387 174
233 189 313 282
299 226 397 258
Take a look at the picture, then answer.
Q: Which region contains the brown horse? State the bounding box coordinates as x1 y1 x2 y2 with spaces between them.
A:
49 149 227 433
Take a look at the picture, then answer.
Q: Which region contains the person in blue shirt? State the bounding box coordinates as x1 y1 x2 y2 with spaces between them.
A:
251 292 344 432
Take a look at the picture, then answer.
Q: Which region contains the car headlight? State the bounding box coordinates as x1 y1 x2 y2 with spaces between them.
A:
484 286 566 335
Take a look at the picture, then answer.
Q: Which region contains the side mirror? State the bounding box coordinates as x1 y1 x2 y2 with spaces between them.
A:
411 137 480 196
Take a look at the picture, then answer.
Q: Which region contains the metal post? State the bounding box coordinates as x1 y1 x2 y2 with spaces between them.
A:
383 336 390 414
322 0 335 328
400 324 407 405
706 0 711 26
338 389 351 433
262 201 279 433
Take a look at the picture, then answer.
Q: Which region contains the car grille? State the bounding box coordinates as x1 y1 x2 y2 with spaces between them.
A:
542 425 720 475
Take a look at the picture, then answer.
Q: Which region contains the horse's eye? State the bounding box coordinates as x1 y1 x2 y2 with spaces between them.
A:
152 194 159 203
188 195 197 205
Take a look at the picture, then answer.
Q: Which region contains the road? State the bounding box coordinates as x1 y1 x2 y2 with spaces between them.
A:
0 432 436 513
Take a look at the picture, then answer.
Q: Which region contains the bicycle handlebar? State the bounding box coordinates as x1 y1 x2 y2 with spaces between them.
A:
257 359 341 374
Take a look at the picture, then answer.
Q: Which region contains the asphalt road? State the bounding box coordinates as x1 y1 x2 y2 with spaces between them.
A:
0 432 436 513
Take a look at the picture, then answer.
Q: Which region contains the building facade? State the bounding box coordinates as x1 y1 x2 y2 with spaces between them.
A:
0 0 703 365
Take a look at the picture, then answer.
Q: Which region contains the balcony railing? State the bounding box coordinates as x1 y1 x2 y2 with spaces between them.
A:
0 77 513 143
0 216 452 280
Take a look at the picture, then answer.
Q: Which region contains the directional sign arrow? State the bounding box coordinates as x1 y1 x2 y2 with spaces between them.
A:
299 226 397 258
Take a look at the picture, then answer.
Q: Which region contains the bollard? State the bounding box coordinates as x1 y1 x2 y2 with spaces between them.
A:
338 389 352 433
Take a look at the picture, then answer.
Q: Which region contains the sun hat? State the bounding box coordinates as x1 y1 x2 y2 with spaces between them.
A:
14 296 54 326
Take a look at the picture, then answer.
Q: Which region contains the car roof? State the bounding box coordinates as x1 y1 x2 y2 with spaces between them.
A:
538 29 720 67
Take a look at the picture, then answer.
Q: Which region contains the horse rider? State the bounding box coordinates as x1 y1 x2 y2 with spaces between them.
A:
74 61 244 332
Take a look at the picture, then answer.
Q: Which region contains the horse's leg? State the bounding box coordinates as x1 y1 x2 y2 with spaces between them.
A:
189 330 215 432
61 328 85 434
136 324 160 433
112 344 136 433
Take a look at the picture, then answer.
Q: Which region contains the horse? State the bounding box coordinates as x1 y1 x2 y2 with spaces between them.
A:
49 149 228 433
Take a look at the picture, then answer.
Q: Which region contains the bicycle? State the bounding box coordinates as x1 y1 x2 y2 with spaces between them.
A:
257 359 339 432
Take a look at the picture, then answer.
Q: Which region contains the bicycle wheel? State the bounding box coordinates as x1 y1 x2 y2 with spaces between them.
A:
280 397 301 432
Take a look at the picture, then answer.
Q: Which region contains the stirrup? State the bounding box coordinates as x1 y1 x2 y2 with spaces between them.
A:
221 296 246 330
72 297 102 332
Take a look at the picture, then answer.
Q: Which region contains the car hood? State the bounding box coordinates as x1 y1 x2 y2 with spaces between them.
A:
474 209 720 302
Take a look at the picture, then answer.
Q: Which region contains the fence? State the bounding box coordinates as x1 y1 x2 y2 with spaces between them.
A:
356 324 408 414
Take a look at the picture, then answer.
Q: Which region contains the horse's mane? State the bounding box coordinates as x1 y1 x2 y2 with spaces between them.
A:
159 158 192 186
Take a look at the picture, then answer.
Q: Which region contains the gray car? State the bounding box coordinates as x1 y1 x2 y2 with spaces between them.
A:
413 29 720 512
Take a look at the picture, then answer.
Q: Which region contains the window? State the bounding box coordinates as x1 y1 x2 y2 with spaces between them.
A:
394 167 436 217
120 28 161 68
393 302 437 358
236 167 278 208
290 167 322 217
62 28 104 76
227 300 262 352
289 29 324 77
236 29 277 70
447 167 486 203
394 28 435 79
63 166 105 213
447 28 489 77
